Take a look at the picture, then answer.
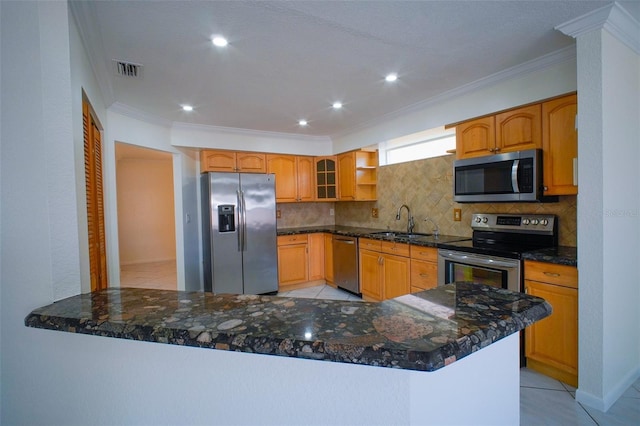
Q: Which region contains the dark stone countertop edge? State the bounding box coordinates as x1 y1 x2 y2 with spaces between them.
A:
24 284 552 373
521 246 577 267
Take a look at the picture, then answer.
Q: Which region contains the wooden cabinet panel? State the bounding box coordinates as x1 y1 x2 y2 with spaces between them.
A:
308 233 325 281
338 152 356 200
200 150 237 172
315 156 338 201
456 116 495 159
296 156 315 202
525 279 578 387
359 238 382 251
381 241 410 257
277 234 308 246
324 233 334 284
267 154 297 202
410 245 438 262
410 259 438 291
382 254 410 299
236 152 266 173
359 249 383 301
495 104 542 153
542 94 578 196
277 243 308 285
525 261 578 289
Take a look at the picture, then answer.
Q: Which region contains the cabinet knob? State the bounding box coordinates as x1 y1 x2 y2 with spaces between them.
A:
494 147 501 152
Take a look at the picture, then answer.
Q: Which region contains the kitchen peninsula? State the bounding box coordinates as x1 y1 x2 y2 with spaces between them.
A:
26 282 550 424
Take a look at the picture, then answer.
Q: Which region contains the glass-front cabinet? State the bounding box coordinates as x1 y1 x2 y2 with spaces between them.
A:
315 156 338 201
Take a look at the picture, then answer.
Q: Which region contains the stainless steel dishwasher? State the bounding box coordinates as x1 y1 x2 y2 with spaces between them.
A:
332 235 360 295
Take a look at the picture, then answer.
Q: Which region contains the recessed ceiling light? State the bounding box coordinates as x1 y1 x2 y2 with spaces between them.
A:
298 120 308 126
182 105 194 112
212 36 228 47
332 102 343 110
385 73 398 82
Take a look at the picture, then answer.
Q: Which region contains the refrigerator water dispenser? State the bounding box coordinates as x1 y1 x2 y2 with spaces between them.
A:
217 205 235 232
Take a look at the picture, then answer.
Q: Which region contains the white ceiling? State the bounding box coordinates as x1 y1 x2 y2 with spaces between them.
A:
74 1 639 138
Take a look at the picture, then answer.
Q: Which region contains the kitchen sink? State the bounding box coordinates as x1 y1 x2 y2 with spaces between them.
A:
394 232 433 239
369 231 397 237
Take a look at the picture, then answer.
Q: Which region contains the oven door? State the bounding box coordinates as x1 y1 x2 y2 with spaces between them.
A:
437 249 521 293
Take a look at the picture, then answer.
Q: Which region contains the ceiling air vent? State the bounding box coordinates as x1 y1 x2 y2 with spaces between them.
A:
113 60 143 79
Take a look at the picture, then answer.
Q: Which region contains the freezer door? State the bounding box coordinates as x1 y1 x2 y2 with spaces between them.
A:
240 173 278 294
208 172 244 294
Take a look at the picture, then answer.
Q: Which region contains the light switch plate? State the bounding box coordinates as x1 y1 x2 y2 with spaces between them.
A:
372 208 379 218
454 208 462 222
276 210 281 219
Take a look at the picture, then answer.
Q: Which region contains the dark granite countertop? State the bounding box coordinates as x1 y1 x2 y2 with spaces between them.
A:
522 246 577 267
25 283 550 372
277 225 470 248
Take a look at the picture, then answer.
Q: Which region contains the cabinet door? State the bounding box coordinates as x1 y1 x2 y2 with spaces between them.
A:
359 249 382 301
525 279 578 386
542 94 578 196
338 152 356 200
296 156 315 202
324 233 334 284
267 154 297 202
495 104 542 153
382 254 410 299
456 116 496 159
410 259 437 291
307 233 325 281
236 152 266 173
200 150 237 172
315 157 338 200
277 244 308 285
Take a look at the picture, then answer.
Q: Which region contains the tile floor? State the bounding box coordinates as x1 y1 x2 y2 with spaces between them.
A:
118 271 639 425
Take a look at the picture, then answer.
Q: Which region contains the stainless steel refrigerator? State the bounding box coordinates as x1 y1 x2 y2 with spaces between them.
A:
201 172 278 294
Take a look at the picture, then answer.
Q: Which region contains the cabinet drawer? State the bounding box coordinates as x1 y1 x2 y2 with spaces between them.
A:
410 245 437 262
381 241 410 257
410 259 437 290
359 238 382 251
277 234 308 246
524 260 577 289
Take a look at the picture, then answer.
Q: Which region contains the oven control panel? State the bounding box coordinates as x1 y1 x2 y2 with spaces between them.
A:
471 213 556 233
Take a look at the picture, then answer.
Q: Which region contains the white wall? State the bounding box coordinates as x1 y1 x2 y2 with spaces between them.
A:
575 24 640 411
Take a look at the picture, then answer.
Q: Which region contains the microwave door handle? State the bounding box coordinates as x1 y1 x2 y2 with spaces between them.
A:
511 159 520 192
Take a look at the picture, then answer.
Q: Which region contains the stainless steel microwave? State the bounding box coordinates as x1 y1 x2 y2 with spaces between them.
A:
453 149 546 203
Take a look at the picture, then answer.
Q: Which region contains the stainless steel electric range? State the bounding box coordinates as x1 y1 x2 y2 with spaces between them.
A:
437 213 558 293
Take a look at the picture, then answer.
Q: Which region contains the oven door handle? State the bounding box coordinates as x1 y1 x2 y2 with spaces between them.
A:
440 251 518 269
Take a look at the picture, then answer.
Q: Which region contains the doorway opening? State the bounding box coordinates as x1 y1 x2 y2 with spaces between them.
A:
115 142 177 290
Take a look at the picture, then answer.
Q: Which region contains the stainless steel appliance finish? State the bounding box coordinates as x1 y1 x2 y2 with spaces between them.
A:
437 213 558 293
454 149 551 203
333 235 360 295
201 172 278 295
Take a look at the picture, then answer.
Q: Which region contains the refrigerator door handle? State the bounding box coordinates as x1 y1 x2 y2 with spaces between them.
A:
240 189 247 252
236 190 244 252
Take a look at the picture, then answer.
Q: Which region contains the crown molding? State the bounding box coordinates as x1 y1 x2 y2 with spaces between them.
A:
68 0 115 106
171 121 332 144
331 45 576 139
556 2 640 54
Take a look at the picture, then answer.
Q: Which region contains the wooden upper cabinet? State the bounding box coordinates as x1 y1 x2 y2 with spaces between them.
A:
296 156 315 202
456 104 542 159
542 94 578 196
200 150 266 173
267 154 315 202
338 150 377 201
456 116 496 159
236 152 267 173
338 152 356 200
315 156 338 201
267 154 297 202
495 104 542 154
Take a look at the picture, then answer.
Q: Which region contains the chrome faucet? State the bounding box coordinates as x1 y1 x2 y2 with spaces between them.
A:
395 204 415 234
423 216 440 238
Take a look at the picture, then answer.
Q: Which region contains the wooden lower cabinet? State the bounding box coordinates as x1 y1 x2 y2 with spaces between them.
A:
324 233 334 284
410 246 438 292
358 238 410 301
524 260 578 387
308 233 325 281
277 235 308 285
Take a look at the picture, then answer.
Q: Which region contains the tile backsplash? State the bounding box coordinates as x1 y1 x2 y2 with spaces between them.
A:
278 154 577 246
